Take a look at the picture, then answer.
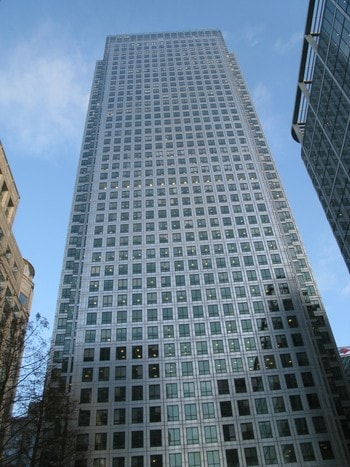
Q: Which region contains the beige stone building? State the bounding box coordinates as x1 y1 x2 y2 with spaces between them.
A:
0 141 34 441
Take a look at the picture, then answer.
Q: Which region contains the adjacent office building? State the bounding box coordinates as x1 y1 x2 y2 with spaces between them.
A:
0 141 35 457
292 0 350 271
50 30 350 466
339 347 350 382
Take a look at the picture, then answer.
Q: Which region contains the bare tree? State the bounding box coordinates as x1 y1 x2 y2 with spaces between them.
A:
0 314 78 466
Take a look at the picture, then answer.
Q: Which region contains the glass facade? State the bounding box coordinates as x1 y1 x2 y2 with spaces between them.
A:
51 30 350 465
292 0 350 271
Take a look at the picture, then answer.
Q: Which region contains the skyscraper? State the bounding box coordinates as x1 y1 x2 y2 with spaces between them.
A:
50 30 350 466
292 0 350 272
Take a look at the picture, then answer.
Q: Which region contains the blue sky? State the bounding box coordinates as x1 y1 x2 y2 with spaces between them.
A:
0 0 349 346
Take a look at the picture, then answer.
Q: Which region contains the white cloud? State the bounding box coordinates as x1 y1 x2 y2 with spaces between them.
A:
341 281 350 297
252 82 271 107
0 22 90 159
243 25 264 48
274 31 303 55
311 234 348 292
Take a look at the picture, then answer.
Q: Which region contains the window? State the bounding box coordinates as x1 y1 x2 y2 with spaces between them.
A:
184 404 197 421
264 355 276 369
225 449 239 467
164 343 175 357
85 330 96 343
231 357 243 372
198 360 210 375
150 455 162 466
165 363 177 377
281 444 296 463
182 361 193 376
241 422 254 440
307 393 320 409
272 396 285 413
183 382 195 397
150 406 161 423
82 368 93 382
289 395 303 411
251 376 264 392
169 453 182 467
188 452 201 467
131 431 143 448
149 384 160 400
244 447 258 466
101 329 111 342
200 380 213 396
131 456 143 467
132 407 143 424
237 399 250 416
259 420 273 438
179 323 190 337
168 428 181 446
215 359 227 373
95 433 107 450
84 349 94 362
86 313 97 325
255 398 268 414
234 378 247 393
207 451 220 467
268 375 280 390
97 366 109 381
280 353 293 368
180 342 192 356
149 364 159 378
80 388 92 403
186 427 199 445
116 347 126 360
241 319 252 332
220 401 233 417
150 430 162 447
263 446 278 465
204 426 217 443
202 402 215 419
301 372 314 387
166 383 178 399
300 443 315 461
223 424 236 441
276 419 291 437
114 408 125 425
115 387 126 402
210 322 221 335
115 366 126 380
295 418 309 435
167 405 179 422
132 365 143 379
101 312 112 324
78 410 90 426
97 387 109 402
194 323 206 336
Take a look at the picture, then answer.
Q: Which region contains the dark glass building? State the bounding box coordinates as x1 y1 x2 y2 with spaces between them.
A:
292 0 350 271
50 30 350 466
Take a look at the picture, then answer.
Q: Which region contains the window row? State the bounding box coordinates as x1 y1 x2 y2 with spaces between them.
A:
77 438 334 464
80 371 315 405
82 334 305 363
81 315 299 342
81 353 312 382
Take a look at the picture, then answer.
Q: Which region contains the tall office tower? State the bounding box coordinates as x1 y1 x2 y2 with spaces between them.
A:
50 30 350 466
292 0 350 272
0 142 35 458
